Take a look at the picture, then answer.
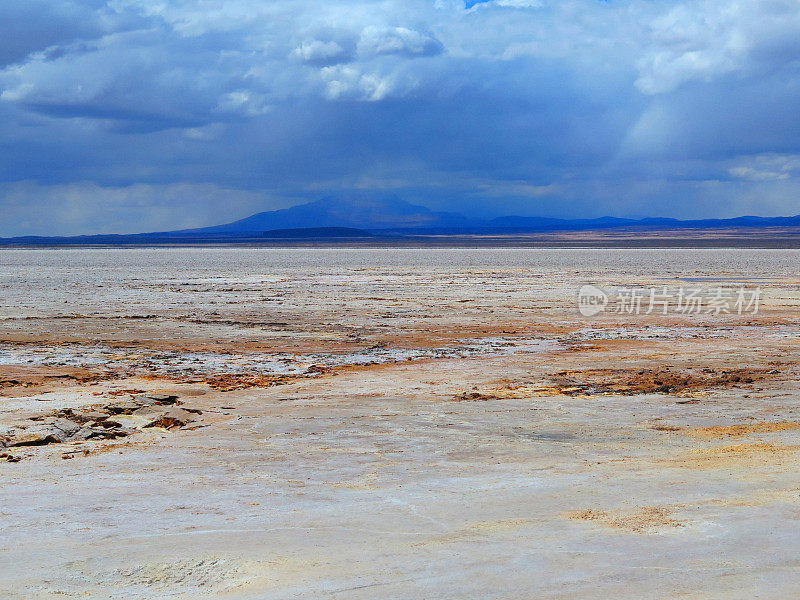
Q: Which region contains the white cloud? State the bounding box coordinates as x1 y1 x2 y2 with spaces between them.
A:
320 64 413 101
357 26 443 58
729 153 800 181
216 90 270 116
467 0 542 10
290 40 351 65
636 0 800 94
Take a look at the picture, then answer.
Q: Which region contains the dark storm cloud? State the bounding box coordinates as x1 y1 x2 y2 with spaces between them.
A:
1 0 799 235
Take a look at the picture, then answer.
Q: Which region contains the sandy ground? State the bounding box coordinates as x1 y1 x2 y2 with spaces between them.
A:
1 248 800 599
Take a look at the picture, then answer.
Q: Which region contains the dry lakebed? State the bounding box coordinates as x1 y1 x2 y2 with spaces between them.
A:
1 247 800 599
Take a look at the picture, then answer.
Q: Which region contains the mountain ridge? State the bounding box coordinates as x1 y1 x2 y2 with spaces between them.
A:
174 194 800 235
2 194 800 243
180 194 476 234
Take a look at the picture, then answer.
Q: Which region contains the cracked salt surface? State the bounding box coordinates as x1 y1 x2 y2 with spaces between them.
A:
571 324 797 342
571 327 724 341
0 337 558 379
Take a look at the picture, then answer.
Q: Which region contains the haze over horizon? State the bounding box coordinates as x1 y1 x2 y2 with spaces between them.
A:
2 0 800 236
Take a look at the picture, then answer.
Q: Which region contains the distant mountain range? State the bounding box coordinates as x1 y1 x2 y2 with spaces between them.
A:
177 194 800 235
179 194 474 233
2 193 800 245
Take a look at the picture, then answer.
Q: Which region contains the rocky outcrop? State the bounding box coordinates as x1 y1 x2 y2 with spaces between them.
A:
1 393 201 452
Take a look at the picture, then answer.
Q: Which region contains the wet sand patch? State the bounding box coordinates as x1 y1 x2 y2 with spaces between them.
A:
0 365 112 392
665 443 800 469
548 367 771 396
686 421 800 438
563 506 685 534
456 366 775 400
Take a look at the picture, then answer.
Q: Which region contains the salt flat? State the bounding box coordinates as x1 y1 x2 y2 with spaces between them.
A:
1 248 800 598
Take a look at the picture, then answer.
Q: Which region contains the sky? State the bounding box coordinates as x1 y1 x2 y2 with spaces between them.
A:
1 0 800 235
